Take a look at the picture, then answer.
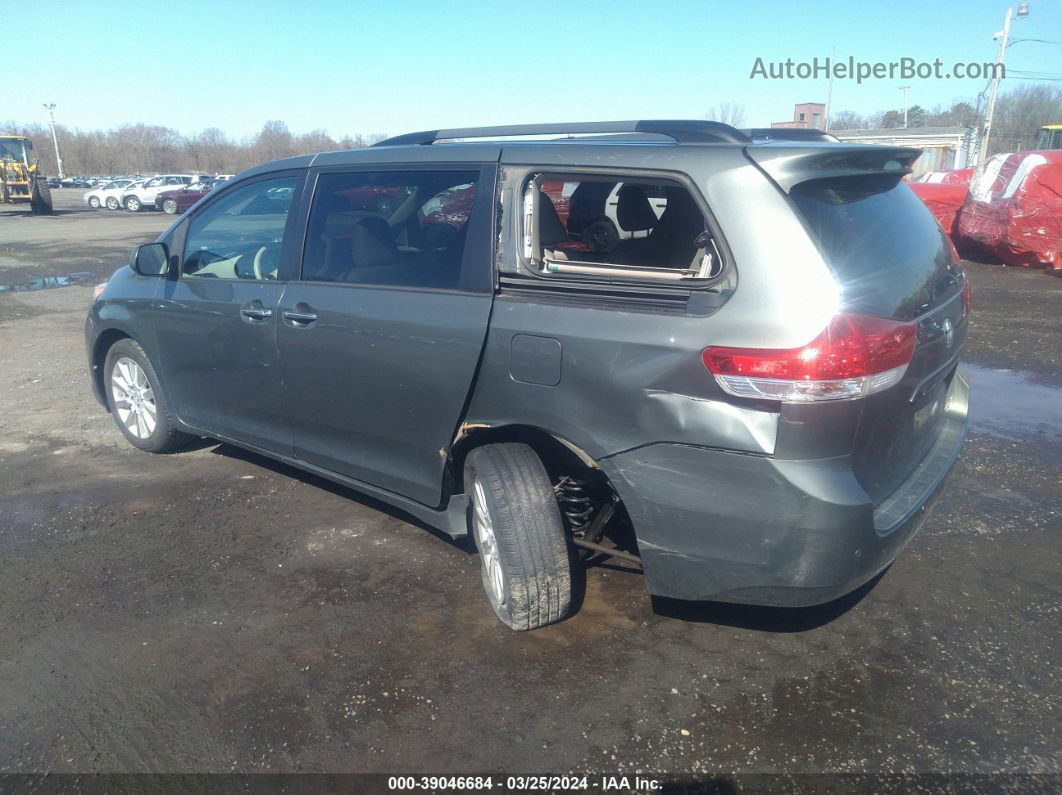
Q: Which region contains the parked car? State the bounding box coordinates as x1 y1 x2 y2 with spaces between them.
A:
84 178 140 209
120 174 209 211
214 174 235 182
86 120 970 630
154 180 218 214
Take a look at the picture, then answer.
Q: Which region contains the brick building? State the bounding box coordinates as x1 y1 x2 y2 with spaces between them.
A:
771 102 826 130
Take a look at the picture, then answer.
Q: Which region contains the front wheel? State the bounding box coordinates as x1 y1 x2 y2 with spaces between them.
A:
104 339 191 453
161 198 178 214
106 196 120 210
30 178 53 214
88 196 101 209
465 443 572 630
124 196 142 212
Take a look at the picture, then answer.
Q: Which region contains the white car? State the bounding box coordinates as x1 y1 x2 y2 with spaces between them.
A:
214 174 235 182
120 174 209 211
84 178 139 210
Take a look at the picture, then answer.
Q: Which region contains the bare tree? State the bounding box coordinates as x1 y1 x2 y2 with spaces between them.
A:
990 84 1062 154
705 102 747 128
295 128 339 154
253 120 295 163
827 110 867 131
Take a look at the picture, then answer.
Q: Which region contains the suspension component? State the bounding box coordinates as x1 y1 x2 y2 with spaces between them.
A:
554 475 597 535
554 473 637 564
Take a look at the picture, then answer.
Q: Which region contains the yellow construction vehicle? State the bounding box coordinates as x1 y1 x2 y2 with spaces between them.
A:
0 135 52 213
1036 125 1062 150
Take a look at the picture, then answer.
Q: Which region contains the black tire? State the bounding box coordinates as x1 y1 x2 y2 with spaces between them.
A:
124 196 142 212
161 198 178 215
465 443 572 630
106 196 120 210
104 339 191 453
88 196 101 209
30 178 53 214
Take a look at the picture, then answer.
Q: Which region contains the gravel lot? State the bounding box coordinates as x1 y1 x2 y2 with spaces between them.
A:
0 190 1059 777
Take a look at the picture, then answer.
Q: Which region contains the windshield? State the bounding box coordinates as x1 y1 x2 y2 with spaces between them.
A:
1036 128 1061 150
0 139 28 163
791 175 964 320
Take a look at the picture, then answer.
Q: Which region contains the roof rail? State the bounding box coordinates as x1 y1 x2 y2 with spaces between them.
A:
742 128 841 143
373 120 752 147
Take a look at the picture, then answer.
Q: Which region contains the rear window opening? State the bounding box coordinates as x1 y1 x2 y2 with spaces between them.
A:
522 174 723 283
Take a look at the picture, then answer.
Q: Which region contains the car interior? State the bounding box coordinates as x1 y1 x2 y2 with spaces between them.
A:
182 181 296 280
302 171 479 289
530 175 722 281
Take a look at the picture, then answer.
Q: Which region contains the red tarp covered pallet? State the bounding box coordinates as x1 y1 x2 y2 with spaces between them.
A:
910 180 969 246
957 151 1062 274
913 169 974 186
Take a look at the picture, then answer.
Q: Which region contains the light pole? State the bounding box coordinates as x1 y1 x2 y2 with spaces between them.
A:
979 3 1029 163
43 103 64 178
899 86 911 128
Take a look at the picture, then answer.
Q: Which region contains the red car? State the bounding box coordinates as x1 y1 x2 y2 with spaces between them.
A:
155 180 218 214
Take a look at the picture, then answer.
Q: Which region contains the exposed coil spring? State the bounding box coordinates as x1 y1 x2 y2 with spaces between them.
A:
554 475 597 535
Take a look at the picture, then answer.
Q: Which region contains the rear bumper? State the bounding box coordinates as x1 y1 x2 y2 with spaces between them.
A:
600 374 969 607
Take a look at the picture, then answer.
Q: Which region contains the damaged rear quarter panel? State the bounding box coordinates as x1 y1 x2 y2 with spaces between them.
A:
461 296 779 459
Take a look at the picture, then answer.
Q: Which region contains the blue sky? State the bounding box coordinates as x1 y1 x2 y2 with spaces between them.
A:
14 0 1062 138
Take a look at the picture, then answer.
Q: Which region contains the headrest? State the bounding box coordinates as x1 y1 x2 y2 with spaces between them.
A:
351 216 399 269
538 191 567 246
616 184 658 232
659 186 702 223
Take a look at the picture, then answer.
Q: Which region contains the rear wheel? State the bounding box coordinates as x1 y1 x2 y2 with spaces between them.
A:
88 196 101 209
161 198 178 214
124 196 142 212
104 339 191 453
465 443 572 630
30 178 53 214
106 196 120 210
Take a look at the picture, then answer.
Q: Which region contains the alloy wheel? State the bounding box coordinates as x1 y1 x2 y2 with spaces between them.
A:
472 478 505 606
110 357 157 440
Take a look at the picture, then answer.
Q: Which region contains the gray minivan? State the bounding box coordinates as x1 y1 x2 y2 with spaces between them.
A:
85 121 970 630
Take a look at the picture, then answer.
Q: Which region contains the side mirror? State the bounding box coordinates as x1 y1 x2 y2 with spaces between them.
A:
132 242 169 276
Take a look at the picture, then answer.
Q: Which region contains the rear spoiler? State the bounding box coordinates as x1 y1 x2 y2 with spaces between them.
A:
745 144 922 192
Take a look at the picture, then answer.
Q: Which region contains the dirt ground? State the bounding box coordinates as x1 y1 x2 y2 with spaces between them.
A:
0 191 1059 778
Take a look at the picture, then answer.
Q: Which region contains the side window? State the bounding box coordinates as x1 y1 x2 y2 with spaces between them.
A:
169 177 186 185
145 177 162 188
182 176 297 281
523 173 721 283
302 170 479 289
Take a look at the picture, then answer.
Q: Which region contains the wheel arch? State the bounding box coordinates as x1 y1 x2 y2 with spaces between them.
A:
450 423 600 494
90 327 133 404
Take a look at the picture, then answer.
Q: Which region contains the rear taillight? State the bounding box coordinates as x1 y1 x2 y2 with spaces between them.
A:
962 273 972 312
702 313 917 402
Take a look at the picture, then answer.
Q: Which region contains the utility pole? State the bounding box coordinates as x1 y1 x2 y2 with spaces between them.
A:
899 86 911 128
979 4 1028 163
824 44 836 131
43 103 64 178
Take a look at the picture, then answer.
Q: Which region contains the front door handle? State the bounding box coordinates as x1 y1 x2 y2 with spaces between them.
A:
240 307 273 320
